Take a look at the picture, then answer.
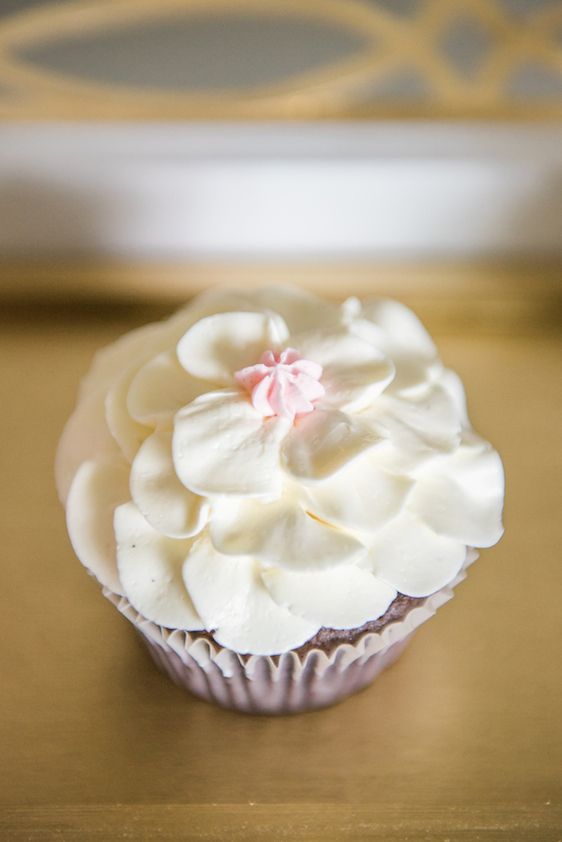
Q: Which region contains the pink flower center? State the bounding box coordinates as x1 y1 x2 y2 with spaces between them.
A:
235 348 325 421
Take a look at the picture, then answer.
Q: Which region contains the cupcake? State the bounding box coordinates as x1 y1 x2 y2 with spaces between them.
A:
56 285 504 714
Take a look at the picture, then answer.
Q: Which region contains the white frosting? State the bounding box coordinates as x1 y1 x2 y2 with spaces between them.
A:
57 286 505 655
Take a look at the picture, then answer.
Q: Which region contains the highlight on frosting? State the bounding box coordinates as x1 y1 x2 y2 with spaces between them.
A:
56 285 505 656
235 348 325 420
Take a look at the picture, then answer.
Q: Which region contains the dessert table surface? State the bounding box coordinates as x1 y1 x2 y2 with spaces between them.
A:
1 269 561 841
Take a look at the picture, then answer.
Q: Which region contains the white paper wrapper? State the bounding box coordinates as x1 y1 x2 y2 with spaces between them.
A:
102 552 476 714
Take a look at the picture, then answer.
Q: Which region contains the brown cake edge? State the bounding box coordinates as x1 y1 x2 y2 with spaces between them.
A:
185 592 427 662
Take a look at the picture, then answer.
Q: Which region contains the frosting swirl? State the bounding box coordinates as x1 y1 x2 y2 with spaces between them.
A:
235 348 325 420
57 286 504 655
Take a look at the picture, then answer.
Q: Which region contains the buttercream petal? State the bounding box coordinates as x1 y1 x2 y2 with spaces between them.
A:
345 297 440 392
408 433 504 547
177 311 290 385
78 320 169 400
184 285 342 335
105 368 150 462
66 459 129 594
293 328 394 411
254 285 342 333
348 383 463 476
210 495 363 570
127 351 208 426
115 501 204 630
374 383 462 455
183 536 319 655
262 566 397 629
55 388 121 504
349 297 436 359
282 408 382 481
181 287 261 320
305 454 413 533
368 512 467 597
173 391 290 497
367 434 437 474
79 308 205 400
440 368 469 428
389 357 442 395
130 430 209 539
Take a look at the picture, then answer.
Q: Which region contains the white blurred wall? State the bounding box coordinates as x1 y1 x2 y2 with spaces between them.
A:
0 123 561 260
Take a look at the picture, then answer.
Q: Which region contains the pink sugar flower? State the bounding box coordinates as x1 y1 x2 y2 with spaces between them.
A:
235 348 325 421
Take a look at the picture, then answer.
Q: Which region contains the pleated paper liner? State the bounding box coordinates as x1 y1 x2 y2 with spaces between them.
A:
102 550 477 714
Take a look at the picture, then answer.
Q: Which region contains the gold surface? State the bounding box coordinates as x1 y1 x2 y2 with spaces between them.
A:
2 259 561 334
0 278 561 840
0 0 560 121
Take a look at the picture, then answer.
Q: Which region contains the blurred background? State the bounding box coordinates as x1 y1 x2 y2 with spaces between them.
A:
1 2 561 838
0 0 560 320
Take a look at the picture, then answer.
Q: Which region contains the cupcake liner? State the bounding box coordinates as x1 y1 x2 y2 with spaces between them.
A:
102 553 475 714
138 626 413 714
